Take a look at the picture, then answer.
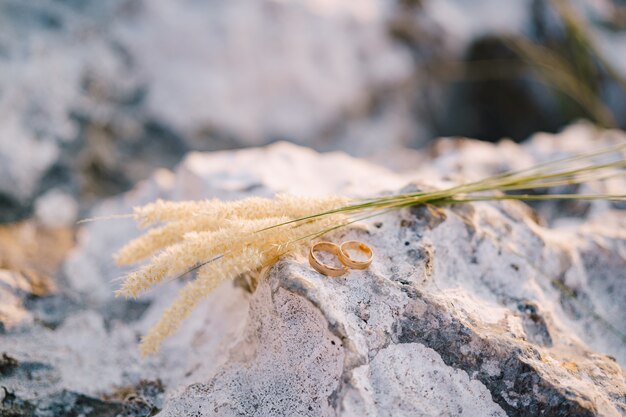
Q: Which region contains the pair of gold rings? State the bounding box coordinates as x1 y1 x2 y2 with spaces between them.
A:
308 240 373 277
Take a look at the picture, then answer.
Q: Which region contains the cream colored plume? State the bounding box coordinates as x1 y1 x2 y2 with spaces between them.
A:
115 194 349 355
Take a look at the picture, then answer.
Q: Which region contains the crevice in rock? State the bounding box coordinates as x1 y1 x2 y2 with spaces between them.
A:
517 300 553 347
394 293 598 417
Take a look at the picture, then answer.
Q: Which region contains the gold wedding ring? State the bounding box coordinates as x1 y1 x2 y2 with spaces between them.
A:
339 240 373 270
309 242 348 277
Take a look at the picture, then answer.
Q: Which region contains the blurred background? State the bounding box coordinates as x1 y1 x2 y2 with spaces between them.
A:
2 3 626 413
2 0 626 224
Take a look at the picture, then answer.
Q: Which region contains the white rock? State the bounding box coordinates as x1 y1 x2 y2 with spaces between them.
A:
1 129 625 416
343 343 506 417
116 0 414 144
34 189 78 228
0 0 415 209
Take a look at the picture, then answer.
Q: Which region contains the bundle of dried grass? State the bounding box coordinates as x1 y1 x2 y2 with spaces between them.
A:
114 195 349 355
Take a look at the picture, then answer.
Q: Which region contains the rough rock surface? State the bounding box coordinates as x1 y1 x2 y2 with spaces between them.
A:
1 124 625 416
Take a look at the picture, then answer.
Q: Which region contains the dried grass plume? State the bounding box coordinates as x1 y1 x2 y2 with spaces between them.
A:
114 194 349 356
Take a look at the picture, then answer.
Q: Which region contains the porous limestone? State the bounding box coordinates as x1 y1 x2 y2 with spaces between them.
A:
1 128 625 416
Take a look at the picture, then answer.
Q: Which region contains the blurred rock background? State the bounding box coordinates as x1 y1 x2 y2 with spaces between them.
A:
2 0 626 223
2 1 626 415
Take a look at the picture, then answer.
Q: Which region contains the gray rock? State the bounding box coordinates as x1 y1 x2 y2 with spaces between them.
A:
0 0 416 219
160 188 625 416
4 0 626 223
1 129 625 416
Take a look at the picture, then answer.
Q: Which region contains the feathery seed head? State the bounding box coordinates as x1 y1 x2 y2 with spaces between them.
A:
139 246 264 356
